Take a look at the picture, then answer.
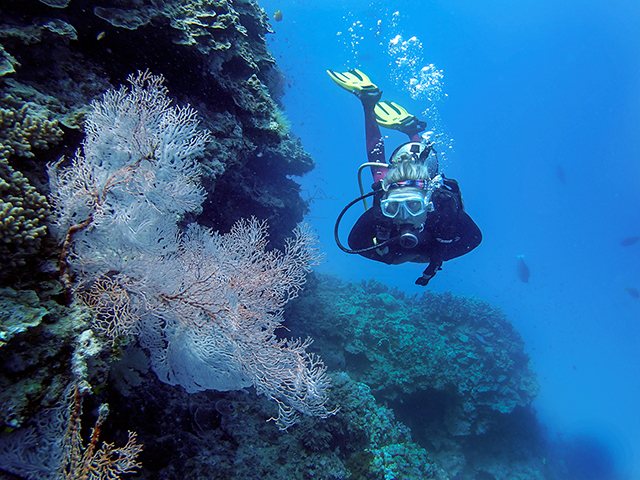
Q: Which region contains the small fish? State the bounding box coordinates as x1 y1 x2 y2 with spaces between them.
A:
620 236 640 247
624 287 639 299
96 31 106 41
555 165 566 184
474 334 495 347
517 255 530 284
273 10 283 22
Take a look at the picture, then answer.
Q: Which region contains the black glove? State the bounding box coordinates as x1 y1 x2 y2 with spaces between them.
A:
415 262 442 286
415 273 434 286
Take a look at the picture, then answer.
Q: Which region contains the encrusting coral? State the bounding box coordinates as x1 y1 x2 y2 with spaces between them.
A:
0 282 99 430
0 287 48 348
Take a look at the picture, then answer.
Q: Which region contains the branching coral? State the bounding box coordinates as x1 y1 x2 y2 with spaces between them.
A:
0 381 142 479
0 104 64 160
49 72 333 430
0 102 63 271
0 158 49 269
59 382 143 479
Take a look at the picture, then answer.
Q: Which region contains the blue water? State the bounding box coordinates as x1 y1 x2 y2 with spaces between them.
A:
260 0 640 477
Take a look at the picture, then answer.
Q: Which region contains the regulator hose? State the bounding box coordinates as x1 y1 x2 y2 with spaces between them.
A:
334 191 396 254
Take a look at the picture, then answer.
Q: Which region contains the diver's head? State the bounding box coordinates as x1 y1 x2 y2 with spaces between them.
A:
383 153 432 187
382 160 433 228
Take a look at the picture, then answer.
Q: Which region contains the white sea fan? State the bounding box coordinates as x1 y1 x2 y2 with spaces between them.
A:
48 72 335 429
48 71 208 274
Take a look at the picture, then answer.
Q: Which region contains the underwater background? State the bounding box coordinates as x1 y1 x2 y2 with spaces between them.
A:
0 0 638 479
261 0 640 477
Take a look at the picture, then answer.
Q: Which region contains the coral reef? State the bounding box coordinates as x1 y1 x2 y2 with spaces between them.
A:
285 273 545 479
0 101 64 275
0 104 64 160
287 275 539 418
0 0 316 465
0 1 569 479
0 0 318 465
89 357 449 480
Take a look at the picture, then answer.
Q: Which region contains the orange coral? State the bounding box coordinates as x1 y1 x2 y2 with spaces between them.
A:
60 383 143 479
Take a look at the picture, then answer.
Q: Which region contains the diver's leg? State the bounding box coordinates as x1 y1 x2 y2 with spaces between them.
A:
326 69 390 182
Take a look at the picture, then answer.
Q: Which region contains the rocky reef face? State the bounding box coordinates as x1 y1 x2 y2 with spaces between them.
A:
285 274 546 478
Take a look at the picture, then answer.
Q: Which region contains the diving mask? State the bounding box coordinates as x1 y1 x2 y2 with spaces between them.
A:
381 190 432 219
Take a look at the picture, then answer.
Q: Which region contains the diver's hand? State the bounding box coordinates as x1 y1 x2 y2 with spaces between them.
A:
415 262 442 286
415 273 434 286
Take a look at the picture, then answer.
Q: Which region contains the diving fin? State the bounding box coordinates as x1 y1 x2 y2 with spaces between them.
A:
327 69 381 100
374 101 427 134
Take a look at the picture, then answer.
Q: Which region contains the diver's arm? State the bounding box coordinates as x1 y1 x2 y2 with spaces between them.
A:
414 223 447 286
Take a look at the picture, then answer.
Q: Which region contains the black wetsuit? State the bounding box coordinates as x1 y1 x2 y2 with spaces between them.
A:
348 176 482 284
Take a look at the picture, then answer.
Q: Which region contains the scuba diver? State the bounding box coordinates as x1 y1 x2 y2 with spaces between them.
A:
329 69 482 286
